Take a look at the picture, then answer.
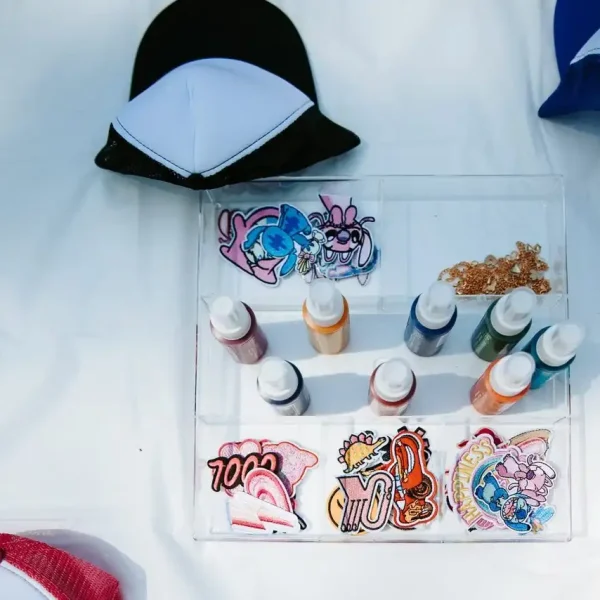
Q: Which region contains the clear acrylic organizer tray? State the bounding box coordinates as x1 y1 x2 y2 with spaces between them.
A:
194 176 571 542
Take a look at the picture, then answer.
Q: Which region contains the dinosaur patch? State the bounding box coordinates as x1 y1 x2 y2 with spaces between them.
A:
328 428 439 534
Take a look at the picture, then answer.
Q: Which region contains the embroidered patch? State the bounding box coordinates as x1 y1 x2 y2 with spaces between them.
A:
447 429 557 534
217 196 379 286
208 439 318 535
308 194 379 286
328 427 438 534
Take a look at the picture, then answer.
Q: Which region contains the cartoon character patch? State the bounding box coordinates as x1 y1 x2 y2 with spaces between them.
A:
218 204 315 286
447 429 557 534
328 428 439 535
309 194 379 285
208 439 318 535
217 195 378 286
378 429 438 529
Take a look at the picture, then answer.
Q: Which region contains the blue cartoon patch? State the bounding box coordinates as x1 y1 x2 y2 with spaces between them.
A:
474 472 508 513
242 204 313 277
474 472 532 533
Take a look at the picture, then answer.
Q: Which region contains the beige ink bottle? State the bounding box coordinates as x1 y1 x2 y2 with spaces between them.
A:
302 279 350 355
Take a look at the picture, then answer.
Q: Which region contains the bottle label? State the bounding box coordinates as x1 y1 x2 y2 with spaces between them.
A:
225 327 268 364
371 398 410 417
530 367 557 389
405 326 448 357
472 328 511 361
274 390 311 416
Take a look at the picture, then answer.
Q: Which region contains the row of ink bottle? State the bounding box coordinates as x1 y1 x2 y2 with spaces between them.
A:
469 287 583 414
401 282 583 414
254 278 351 416
208 297 309 415
208 280 419 417
208 281 582 418
207 279 350 416
208 279 350 364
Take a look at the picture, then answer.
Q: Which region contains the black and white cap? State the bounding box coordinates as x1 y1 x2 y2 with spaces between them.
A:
95 0 360 190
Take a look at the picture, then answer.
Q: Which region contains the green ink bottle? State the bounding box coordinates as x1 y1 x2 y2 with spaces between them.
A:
471 287 536 362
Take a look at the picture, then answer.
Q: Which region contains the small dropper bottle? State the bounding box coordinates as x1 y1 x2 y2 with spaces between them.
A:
209 296 268 364
257 358 311 416
471 287 536 362
523 322 584 389
302 279 350 355
404 281 458 357
369 358 417 416
470 352 536 415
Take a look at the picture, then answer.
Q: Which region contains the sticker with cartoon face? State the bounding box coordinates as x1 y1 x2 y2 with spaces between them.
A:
447 429 557 534
328 428 439 535
309 194 379 286
217 196 379 287
218 204 315 286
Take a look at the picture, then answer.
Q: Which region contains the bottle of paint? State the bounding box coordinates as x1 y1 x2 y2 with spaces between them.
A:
471 287 536 362
369 358 416 416
257 357 311 416
470 352 536 415
209 296 268 364
302 279 350 355
522 322 584 389
404 281 458 357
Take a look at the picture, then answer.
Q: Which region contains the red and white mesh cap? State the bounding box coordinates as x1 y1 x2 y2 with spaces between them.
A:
0 534 122 600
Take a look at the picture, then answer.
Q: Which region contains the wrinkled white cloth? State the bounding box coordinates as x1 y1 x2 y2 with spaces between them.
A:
0 0 599 598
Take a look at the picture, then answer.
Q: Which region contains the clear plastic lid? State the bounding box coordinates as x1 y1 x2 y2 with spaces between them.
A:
305 279 345 327
490 352 536 397
491 287 536 336
415 281 456 330
373 358 414 402
257 358 299 402
537 322 584 367
209 296 252 340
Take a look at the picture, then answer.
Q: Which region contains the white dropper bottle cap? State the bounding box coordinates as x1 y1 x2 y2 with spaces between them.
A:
491 287 536 336
416 281 456 330
537 322 584 367
258 358 299 401
374 358 414 402
305 279 345 327
490 352 536 397
209 296 252 340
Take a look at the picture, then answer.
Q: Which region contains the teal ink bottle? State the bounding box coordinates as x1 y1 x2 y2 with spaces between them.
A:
404 281 457 357
522 322 584 389
471 287 536 362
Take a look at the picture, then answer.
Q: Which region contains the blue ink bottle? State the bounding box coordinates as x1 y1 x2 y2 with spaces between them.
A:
522 322 584 389
471 287 536 362
404 281 458 357
257 357 311 416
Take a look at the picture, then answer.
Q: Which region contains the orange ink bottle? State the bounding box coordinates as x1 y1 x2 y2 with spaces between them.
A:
470 352 535 415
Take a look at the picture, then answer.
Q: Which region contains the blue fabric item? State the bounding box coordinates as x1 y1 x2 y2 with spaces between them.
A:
539 0 600 118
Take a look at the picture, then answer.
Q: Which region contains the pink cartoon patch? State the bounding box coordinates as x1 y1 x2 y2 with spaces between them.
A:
218 439 262 459
262 441 319 497
208 438 318 534
218 207 283 285
244 468 293 513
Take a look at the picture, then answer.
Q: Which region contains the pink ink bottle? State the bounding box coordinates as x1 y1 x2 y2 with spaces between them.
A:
209 296 268 364
369 358 416 416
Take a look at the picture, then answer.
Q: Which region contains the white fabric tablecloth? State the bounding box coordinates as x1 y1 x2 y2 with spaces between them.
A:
1 1 599 598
